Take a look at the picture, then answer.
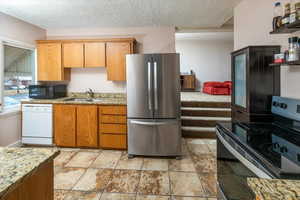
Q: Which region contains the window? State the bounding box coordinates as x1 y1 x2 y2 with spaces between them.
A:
3 45 35 108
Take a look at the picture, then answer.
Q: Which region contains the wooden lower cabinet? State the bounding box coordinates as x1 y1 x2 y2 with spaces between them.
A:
100 134 127 149
54 105 76 147
54 104 127 149
2 161 54 200
99 105 127 149
77 105 98 147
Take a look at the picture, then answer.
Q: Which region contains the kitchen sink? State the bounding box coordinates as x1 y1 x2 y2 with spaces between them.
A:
63 98 105 102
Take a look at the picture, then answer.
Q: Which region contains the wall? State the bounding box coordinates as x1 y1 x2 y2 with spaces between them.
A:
0 12 46 46
0 111 21 146
0 12 46 146
234 0 300 98
176 39 233 90
47 26 176 93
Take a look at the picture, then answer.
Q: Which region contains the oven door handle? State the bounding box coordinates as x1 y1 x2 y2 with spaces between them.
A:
216 129 273 179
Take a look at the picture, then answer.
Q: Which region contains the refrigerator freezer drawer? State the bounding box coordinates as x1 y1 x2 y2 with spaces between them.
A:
127 119 182 156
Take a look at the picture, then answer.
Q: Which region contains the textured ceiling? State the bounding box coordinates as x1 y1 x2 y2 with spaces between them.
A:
0 0 240 29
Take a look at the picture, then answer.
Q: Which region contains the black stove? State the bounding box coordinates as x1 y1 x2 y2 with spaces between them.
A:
218 121 300 178
216 96 300 200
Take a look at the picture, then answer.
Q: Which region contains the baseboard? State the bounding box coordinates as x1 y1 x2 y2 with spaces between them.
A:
7 140 22 147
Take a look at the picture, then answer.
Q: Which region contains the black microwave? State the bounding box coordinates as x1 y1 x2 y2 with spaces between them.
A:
29 85 67 99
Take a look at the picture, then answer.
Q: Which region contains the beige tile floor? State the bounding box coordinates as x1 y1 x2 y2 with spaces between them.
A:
54 139 217 200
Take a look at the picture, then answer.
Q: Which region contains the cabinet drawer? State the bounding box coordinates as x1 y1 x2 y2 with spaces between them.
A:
100 124 127 134
99 106 127 115
100 115 126 124
100 134 127 149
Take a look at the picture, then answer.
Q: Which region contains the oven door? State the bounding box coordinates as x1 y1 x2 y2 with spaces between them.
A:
216 129 273 200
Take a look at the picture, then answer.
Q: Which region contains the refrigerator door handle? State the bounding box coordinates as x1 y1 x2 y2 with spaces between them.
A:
154 61 158 110
148 62 153 110
130 120 178 126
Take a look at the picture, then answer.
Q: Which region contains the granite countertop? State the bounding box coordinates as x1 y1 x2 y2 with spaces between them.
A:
0 147 59 198
248 178 300 200
21 93 127 105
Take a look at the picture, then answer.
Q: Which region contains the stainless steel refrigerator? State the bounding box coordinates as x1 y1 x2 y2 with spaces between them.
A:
126 53 181 157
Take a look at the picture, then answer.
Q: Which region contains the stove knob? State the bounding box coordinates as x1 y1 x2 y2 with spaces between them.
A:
273 101 279 107
280 103 288 109
273 143 280 149
280 146 288 153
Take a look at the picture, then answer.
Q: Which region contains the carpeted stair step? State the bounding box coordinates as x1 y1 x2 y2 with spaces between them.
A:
182 126 216 138
181 116 231 127
181 107 231 117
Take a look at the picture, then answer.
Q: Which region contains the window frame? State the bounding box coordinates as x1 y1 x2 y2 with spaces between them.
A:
0 38 36 112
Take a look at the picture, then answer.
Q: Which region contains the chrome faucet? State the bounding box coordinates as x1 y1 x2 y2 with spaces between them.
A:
86 88 94 99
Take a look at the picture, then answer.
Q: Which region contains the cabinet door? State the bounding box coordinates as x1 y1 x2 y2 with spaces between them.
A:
100 134 127 149
234 53 247 109
77 105 98 147
106 42 131 81
37 43 68 81
54 105 76 147
63 43 84 68
85 42 106 67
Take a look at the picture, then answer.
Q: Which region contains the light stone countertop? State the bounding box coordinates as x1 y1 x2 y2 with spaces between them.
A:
0 147 59 198
21 93 127 105
247 178 300 200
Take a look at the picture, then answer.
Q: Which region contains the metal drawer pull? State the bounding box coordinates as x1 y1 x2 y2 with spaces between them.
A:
131 120 177 126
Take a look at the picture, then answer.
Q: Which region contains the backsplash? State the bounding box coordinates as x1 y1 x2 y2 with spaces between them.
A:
69 92 126 99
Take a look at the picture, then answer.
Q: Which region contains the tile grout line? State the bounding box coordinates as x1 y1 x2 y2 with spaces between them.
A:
135 156 144 200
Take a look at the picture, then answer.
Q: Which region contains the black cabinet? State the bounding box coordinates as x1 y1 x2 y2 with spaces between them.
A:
231 46 281 122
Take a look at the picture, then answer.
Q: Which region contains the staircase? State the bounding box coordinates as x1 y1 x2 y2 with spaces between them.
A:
181 101 231 138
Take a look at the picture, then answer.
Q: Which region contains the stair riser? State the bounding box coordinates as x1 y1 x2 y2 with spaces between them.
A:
181 110 231 117
182 101 231 108
182 120 229 127
182 130 216 139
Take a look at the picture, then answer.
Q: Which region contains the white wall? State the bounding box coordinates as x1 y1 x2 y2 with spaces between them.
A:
47 26 176 93
176 39 233 90
0 12 46 46
234 0 300 98
0 12 46 146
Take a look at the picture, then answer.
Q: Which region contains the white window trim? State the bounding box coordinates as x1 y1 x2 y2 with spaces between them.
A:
0 37 36 113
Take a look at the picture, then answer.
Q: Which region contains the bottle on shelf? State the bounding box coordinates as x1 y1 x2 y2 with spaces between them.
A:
282 3 291 26
273 2 283 31
290 0 297 23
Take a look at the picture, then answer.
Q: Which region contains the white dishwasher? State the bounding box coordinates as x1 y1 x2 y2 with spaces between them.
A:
22 104 53 145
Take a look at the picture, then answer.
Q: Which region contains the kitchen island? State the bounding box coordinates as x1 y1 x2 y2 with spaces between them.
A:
0 147 59 200
248 178 300 200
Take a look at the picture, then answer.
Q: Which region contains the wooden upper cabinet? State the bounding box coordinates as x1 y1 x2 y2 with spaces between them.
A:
63 43 84 68
37 43 70 81
85 42 106 67
106 42 132 81
76 105 98 148
54 105 76 147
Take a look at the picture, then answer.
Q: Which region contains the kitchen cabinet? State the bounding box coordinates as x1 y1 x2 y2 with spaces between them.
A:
50 104 128 149
180 74 196 91
99 105 127 149
37 38 135 80
37 43 70 81
54 104 98 148
106 42 132 81
54 105 76 147
63 43 84 68
2 161 54 200
231 46 281 123
77 105 98 147
85 42 106 67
